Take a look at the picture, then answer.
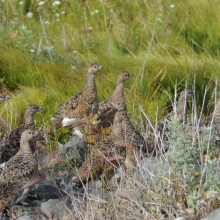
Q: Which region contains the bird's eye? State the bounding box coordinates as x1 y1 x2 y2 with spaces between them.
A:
33 107 36 109
94 66 97 68
117 102 120 105
28 132 31 134
0 96 2 98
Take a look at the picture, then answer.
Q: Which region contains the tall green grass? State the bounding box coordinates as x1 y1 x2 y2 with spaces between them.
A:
0 0 219 127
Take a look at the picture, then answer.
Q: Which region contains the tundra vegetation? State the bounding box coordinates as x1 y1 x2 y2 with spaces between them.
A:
0 0 220 219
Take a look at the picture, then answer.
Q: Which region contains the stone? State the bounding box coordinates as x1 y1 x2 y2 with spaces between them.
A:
0 215 9 220
17 215 35 220
11 205 43 220
28 184 61 201
40 199 70 220
201 208 220 220
60 135 89 168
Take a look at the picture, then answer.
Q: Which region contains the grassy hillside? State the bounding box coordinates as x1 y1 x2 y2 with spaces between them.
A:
0 0 220 126
0 0 220 218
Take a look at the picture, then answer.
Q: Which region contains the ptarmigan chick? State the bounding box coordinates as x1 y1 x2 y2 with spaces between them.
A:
97 71 132 128
73 109 127 187
0 129 44 214
0 104 43 164
155 89 194 140
53 63 103 129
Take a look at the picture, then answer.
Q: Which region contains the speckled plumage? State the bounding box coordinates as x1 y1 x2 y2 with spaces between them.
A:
73 110 127 187
97 71 132 128
53 63 103 129
0 105 42 163
122 115 148 169
205 98 220 140
0 129 40 214
155 89 194 140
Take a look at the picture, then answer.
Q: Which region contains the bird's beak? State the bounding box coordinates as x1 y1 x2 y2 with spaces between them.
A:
32 133 45 141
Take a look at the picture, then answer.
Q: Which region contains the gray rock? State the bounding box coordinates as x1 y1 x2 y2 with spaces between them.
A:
0 216 9 220
55 176 72 193
173 217 187 220
40 199 70 220
28 184 62 201
11 205 43 220
17 215 35 220
60 135 89 168
201 208 220 220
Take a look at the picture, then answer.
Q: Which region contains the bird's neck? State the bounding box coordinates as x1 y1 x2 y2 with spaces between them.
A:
19 141 33 156
122 117 133 132
176 97 188 123
111 121 124 140
24 112 35 126
85 73 96 90
111 81 124 100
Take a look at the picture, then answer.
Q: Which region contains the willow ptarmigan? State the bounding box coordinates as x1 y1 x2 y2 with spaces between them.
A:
122 113 148 169
155 89 194 140
73 109 127 187
0 129 44 214
204 98 220 145
53 63 103 129
0 104 43 164
97 71 133 128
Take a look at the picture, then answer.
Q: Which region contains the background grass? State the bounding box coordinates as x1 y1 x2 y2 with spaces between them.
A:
0 0 220 129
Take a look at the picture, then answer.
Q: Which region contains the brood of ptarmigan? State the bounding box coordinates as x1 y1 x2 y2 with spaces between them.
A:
0 104 43 164
97 71 132 128
73 109 127 187
53 63 103 129
0 129 44 214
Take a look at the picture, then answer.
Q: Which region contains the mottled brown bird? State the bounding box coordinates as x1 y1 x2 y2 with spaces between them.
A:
0 129 43 214
0 104 43 164
205 98 220 142
97 71 132 128
73 110 127 187
122 114 148 169
53 63 103 129
155 89 194 140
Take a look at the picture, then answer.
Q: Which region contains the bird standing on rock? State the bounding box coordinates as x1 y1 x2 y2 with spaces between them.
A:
121 113 148 169
0 129 44 214
0 104 43 164
73 109 127 187
53 63 103 130
97 71 133 128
